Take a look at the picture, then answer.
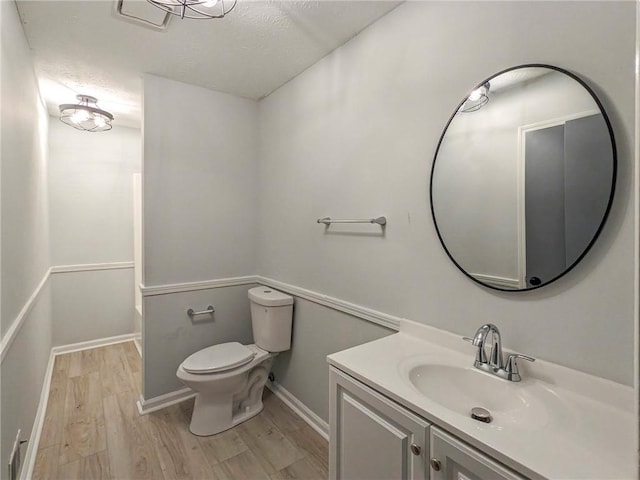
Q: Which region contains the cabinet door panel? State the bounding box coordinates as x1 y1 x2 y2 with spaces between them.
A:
341 392 409 479
430 427 525 480
330 367 429 480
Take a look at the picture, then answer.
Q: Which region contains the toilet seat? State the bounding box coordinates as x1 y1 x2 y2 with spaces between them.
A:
182 342 256 374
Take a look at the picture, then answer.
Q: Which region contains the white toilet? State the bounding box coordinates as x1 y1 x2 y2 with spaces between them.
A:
176 286 294 436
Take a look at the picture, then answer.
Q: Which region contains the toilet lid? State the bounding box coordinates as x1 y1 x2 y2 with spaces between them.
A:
182 342 256 374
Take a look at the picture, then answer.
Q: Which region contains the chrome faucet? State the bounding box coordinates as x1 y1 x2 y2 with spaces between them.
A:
463 324 535 382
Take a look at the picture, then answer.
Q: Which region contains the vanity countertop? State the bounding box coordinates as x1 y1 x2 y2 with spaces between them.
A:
327 319 636 480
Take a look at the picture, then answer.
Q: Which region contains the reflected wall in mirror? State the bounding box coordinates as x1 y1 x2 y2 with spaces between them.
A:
431 65 616 291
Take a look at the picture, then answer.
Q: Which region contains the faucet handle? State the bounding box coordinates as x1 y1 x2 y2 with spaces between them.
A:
504 353 535 381
462 336 474 343
507 353 535 364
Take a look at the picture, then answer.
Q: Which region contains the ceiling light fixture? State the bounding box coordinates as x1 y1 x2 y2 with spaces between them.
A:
146 0 237 19
59 95 114 132
458 82 490 113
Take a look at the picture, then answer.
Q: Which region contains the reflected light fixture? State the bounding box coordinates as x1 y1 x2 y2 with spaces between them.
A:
146 0 237 19
458 82 490 113
59 95 114 132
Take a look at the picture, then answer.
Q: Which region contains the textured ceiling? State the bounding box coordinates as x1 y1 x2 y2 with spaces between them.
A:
17 0 401 128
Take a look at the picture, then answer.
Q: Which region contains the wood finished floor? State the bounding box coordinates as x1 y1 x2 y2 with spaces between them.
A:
33 342 328 480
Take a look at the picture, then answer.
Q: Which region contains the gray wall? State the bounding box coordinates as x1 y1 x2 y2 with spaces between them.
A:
140 2 636 423
1 13 142 472
141 73 391 403
48 119 140 266
47 118 141 346
51 269 135 346
0 0 52 474
258 1 636 387
1 3 50 336
143 74 259 286
142 75 259 398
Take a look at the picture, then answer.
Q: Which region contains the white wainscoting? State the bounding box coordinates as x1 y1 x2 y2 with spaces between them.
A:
140 276 257 296
140 275 401 331
50 262 134 274
256 276 401 331
50 266 135 347
138 274 396 432
1 261 136 364
0 269 50 363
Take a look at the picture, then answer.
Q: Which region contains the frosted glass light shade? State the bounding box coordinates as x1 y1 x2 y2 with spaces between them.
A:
59 95 114 132
146 0 236 19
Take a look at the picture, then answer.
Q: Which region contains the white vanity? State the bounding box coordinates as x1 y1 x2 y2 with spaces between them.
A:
327 320 636 480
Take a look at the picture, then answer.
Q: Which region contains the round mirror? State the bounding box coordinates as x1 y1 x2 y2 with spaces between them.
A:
431 65 616 291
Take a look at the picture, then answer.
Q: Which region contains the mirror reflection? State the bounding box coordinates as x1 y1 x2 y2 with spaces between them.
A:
431 66 615 291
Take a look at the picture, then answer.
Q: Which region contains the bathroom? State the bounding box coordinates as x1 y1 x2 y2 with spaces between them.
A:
1 0 638 479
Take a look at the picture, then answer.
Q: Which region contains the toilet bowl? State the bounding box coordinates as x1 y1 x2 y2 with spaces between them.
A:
177 343 275 436
177 287 293 436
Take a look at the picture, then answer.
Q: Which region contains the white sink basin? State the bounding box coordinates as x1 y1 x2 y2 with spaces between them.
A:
407 363 571 432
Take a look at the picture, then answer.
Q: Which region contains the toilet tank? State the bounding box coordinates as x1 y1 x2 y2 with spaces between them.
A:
248 286 294 352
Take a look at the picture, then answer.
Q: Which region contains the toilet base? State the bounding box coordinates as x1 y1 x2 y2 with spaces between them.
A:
189 396 265 436
187 357 274 436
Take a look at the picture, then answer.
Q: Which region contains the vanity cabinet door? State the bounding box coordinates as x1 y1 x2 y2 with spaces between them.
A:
430 427 526 480
330 367 430 480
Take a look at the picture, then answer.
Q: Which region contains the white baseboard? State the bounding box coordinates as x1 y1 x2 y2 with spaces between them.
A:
20 350 56 480
136 388 196 416
266 381 329 441
133 336 142 357
51 333 139 356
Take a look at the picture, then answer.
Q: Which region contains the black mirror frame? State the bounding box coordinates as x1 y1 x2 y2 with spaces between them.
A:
429 64 617 292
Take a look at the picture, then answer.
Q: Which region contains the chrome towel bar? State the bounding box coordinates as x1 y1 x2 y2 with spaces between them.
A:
317 216 387 226
187 305 215 316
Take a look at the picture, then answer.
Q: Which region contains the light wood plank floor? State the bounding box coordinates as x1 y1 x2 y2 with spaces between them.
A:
33 342 328 480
